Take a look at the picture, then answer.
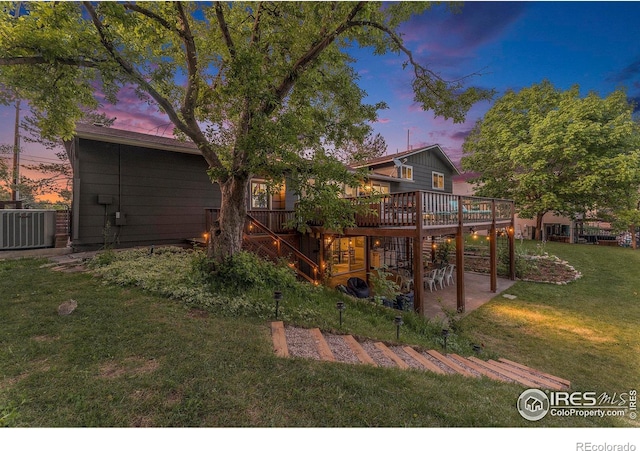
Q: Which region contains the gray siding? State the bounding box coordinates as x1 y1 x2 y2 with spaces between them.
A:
373 149 455 193
75 138 220 248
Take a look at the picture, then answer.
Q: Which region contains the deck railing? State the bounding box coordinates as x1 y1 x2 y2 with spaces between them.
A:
205 191 513 235
353 191 513 228
205 208 319 283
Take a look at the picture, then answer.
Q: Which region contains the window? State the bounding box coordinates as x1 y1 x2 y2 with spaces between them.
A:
250 180 286 209
432 171 444 190
371 182 390 194
251 180 268 209
271 183 286 210
400 164 413 180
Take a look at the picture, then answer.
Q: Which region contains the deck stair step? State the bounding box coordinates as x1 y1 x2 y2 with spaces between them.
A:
310 328 335 362
402 347 446 374
269 323 571 388
374 342 409 369
425 349 476 377
270 321 289 358
467 356 541 388
344 335 377 366
498 358 571 389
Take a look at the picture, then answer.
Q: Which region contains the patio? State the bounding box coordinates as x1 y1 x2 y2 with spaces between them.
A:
422 272 516 319
328 267 516 320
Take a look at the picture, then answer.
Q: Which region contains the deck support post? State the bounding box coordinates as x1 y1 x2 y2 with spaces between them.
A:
490 200 497 293
456 196 465 313
413 192 425 316
318 232 326 283
508 204 516 280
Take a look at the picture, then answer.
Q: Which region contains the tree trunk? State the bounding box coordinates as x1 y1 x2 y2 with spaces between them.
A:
535 213 544 241
208 176 249 262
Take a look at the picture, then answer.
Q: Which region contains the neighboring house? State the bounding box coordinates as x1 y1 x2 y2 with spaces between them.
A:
65 124 516 315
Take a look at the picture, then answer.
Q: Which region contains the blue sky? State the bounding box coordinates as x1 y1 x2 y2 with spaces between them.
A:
2 1 640 170
361 1 640 164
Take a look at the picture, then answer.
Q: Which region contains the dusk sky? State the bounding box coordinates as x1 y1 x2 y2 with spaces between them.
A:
2 1 640 171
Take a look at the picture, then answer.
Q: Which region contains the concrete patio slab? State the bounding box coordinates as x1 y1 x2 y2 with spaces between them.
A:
422 272 517 319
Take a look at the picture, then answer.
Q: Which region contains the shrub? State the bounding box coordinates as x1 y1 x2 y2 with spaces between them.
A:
206 251 301 293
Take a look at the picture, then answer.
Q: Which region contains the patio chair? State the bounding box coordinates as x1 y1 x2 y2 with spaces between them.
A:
444 264 455 286
398 268 413 293
434 267 446 290
424 269 438 292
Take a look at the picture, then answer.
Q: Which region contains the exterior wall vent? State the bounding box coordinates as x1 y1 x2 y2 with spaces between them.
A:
0 210 56 250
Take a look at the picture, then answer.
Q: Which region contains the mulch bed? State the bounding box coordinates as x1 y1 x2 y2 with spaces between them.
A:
463 254 581 284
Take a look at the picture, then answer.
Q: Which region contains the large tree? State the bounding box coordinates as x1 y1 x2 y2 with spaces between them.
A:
0 1 491 260
461 80 640 240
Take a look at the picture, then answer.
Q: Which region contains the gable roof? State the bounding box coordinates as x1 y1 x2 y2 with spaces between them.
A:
355 144 460 175
72 123 200 155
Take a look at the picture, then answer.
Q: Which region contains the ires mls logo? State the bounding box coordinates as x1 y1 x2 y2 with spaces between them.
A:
517 389 550 421
517 388 637 421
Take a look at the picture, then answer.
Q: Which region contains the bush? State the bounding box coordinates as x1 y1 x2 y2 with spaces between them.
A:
89 247 319 320
498 245 535 279
205 251 301 293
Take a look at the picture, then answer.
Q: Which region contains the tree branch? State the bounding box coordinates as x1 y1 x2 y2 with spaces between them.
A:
270 1 366 111
250 2 263 45
347 19 444 97
81 2 223 170
122 2 184 38
214 1 236 59
0 56 102 67
175 2 199 123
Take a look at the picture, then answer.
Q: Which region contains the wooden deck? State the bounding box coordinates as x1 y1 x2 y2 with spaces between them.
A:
206 190 516 317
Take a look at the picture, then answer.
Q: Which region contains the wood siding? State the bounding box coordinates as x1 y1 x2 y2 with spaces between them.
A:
75 138 220 247
388 150 454 193
372 150 455 193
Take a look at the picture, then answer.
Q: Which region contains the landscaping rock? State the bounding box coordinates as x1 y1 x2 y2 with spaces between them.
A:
57 300 77 316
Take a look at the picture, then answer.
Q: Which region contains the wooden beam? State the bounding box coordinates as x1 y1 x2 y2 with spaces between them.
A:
271 321 289 358
508 211 516 281
489 200 497 293
456 198 465 313
310 328 335 362
413 192 425 315
342 227 416 238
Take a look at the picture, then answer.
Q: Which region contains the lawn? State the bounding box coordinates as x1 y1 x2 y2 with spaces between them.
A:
0 243 638 427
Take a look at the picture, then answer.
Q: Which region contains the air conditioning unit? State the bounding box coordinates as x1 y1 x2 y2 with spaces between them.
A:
0 210 56 250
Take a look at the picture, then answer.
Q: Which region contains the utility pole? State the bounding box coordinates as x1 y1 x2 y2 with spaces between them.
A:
11 99 20 202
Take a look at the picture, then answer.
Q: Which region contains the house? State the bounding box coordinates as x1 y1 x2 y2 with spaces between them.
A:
353 144 459 194
65 124 516 315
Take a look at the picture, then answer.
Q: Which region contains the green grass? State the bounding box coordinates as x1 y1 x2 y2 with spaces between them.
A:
462 242 640 395
0 243 638 427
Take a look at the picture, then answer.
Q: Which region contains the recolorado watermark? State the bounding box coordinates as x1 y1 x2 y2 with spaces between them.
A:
517 388 637 421
576 443 636 451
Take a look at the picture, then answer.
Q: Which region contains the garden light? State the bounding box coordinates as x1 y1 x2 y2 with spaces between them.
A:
336 301 345 326
441 329 449 352
274 291 282 319
394 315 403 340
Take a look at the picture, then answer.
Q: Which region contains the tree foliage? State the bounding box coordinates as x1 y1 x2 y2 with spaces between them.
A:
0 1 492 259
461 80 640 239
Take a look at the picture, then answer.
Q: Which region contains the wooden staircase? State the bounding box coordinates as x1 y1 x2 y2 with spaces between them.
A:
243 215 320 284
270 321 570 390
